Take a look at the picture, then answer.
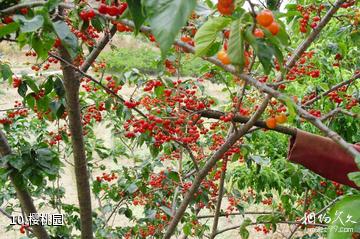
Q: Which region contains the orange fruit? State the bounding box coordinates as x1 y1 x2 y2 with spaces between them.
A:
253 28 264 38
217 50 231 65
266 21 280 35
256 10 274 27
275 114 287 124
265 117 277 129
217 3 234 16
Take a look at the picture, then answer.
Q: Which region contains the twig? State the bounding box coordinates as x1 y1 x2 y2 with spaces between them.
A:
0 207 12 219
80 24 117 73
303 72 360 106
48 52 147 118
209 167 227 239
103 198 125 228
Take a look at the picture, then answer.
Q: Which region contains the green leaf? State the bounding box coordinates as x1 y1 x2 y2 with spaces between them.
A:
26 95 35 109
160 206 173 217
167 171 180 182
54 77 65 97
183 223 192 236
348 172 360 187
17 81 28 97
327 195 360 239
29 173 44 186
144 0 197 57
44 77 54 94
31 33 56 59
23 76 39 93
194 17 231 57
350 30 360 43
44 0 61 11
53 21 78 58
154 85 165 97
282 96 297 122
0 22 20 38
126 0 146 34
255 41 274 74
91 16 105 32
0 63 13 81
13 15 44 33
228 19 245 69
239 218 252 239
244 28 274 74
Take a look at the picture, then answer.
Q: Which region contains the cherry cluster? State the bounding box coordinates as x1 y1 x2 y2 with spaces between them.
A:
79 9 96 21
254 225 271 234
96 172 118 182
83 103 106 125
0 101 28 125
144 79 163 92
19 224 30 234
48 127 68 146
98 2 128 16
296 4 325 33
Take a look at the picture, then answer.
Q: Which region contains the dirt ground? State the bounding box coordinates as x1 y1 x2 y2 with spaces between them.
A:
0 37 312 238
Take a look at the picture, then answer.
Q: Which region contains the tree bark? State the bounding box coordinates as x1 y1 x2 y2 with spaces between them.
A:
0 131 50 239
58 46 93 239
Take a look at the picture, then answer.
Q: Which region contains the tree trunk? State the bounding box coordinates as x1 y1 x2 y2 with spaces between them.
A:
59 46 93 239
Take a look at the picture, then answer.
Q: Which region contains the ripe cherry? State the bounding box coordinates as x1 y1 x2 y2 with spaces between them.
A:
217 1 234 16
20 8 28 15
275 113 287 124
217 50 231 65
108 6 118 16
265 117 277 129
266 21 280 35
79 10 88 21
253 28 264 38
256 10 274 27
98 4 108 14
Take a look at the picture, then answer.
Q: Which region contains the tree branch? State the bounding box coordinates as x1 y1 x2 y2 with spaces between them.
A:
199 109 296 136
164 95 271 238
80 24 117 73
209 167 227 239
48 52 147 118
303 72 360 106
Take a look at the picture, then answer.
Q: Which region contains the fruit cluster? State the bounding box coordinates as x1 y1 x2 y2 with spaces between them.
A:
254 225 271 234
265 113 287 129
296 4 325 33
98 2 127 16
96 172 118 182
256 10 280 35
79 9 96 21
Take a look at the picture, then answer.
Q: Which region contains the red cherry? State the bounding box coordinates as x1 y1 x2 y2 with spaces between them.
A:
80 10 88 20
117 2 128 15
3 16 13 24
20 8 28 15
98 4 108 14
107 6 118 16
87 9 96 20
